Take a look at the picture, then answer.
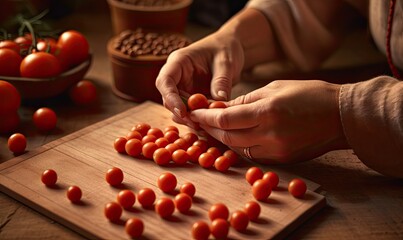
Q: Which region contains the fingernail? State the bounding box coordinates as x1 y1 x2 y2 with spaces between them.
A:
174 108 183 118
217 90 227 100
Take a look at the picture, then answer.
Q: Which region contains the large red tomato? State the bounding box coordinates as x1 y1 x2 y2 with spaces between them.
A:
57 30 89 68
20 52 61 78
0 80 21 114
0 48 22 77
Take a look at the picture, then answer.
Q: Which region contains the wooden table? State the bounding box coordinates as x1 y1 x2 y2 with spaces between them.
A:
1 2 402 239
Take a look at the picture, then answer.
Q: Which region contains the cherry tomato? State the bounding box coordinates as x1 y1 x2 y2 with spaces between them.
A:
36 38 58 54
186 145 202 163
172 149 189 165
117 189 136 209
263 171 280 189
174 193 192 213
0 48 22 76
214 156 231 172
198 152 215 168
105 167 124 186
141 134 157 145
32 107 57 132
57 30 89 67
207 147 221 159
137 188 156 208
67 185 82 203
153 148 171 166
182 132 198 145
173 138 190 150
179 182 196 197
126 130 142 140
0 111 20 134
245 166 263 185
155 197 175 218
209 101 227 109
113 137 127 153
69 80 97 106
41 169 57 187
155 137 169 148
230 210 249 232
7 133 26 154
288 178 307 198
14 35 32 53
187 93 209 111
125 138 142 157
191 220 210 240
20 52 61 78
104 202 122 222
164 125 179 133
164 130 180 143
157 172 177 193
0 80 20 114
125 217 144 238
165 143 180 155
252 179 272 201
208 203 229 221
210 218 229 239
147 127 164 139
244 201 261 221
142 142 158 159
223 149 239 166
0 40 20 53
192 139 209 152
132 122 151 137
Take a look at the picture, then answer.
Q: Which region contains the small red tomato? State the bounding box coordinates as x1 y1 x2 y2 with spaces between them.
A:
192 139 209 152
33 107 57 132
288 178 307 198
0 48 22 77
181 132 198 145
20 52 61 78
125 217 144 238
113 137 127 153
164 125 179 133
126 130 142 140
69 80 97 106
191 221 210 240
173 138 190 150
117 189 136 209
172 149 189 165
252 179 272 201
57 30 89 67
245 166 263 185
208 203 229 221
67 186 82 203
147 127 164 139
244 201 261 221
164 130 180 143
214 156 231 172
187 93 209 111
141 134 157 145
263 171 280 189
7 133 26 154
155 197 175 218
174 193 192 213
104 202 122 222
155 137 169 148
105 167 124 186
125 138 142 157
153 148 171 166
223 149 239 166
206 147 221 159
137 188 156 208
157 172 177 193
41 169 58 187
165 143 180 155
142 142 159 159
198 152 215 168
186 145 202 163
179 182 196 198
230 210 249 232
132 122 151 137
210 218 229 239
36 38 58 54
209 101 227 109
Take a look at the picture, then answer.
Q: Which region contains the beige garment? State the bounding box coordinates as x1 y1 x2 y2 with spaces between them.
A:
246 0 403 177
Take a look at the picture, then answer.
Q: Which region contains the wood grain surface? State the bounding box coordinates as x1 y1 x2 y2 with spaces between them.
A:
0 102 325 240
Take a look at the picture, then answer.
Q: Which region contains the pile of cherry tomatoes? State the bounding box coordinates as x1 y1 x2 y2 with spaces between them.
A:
0 30 89 78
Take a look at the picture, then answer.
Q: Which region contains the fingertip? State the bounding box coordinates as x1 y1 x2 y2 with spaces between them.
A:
217 90 228 100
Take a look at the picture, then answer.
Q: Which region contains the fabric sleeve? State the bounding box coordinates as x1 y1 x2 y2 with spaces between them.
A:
340 76 403 178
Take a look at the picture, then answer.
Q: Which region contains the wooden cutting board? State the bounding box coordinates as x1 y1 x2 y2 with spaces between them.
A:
0 101 325 240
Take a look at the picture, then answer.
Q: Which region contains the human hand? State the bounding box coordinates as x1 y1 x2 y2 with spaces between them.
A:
189 80 349 164
155 33 244 126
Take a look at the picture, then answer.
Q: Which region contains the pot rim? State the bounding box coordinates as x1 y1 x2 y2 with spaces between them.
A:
107 0 193 12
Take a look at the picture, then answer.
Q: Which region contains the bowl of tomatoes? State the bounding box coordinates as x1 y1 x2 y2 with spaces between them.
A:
0 30 91 100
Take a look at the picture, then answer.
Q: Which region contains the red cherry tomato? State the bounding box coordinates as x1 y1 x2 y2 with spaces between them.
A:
104 202 122 222
230 210 249 232
33 107 57 132
36 38 58 54
105 167 124 186
206 147 221 159
181 132 198 145
191 221 210 240
117 189 136 209
155 137 169 148
214 156 231 172
153 148 171 166
126 130 142 140
172 149 189 165
67 185 82 203
164 130 180 143
186 145 202 163
263 171 280 189
125 217 144 238
192 139 209 152
0 111 20 134
244 201 261 221
165 143 180 155
137 188 156 208
157 172 177 193
114 137 127 153
164 125 179 133
0 40 20 53
198 152 215 168
57 30 89 67
187 93 209 111
141 134 157 145
142 142 159 159
209 101 227 109
245 166 264 185
14 35 32 53
155 197 175 218
210 218 229 239
125 138 142 157
132 122 151 137
208 203 229 221
174 193 192 213
69 80 97 106
20 52 61 78
252 179 272 201
0 48 22 77
179 182 196 197
173 137 190 150
147 127 164 139
288 178 307 198
223 149 239 166
7 133 26 154
41 169 58 187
